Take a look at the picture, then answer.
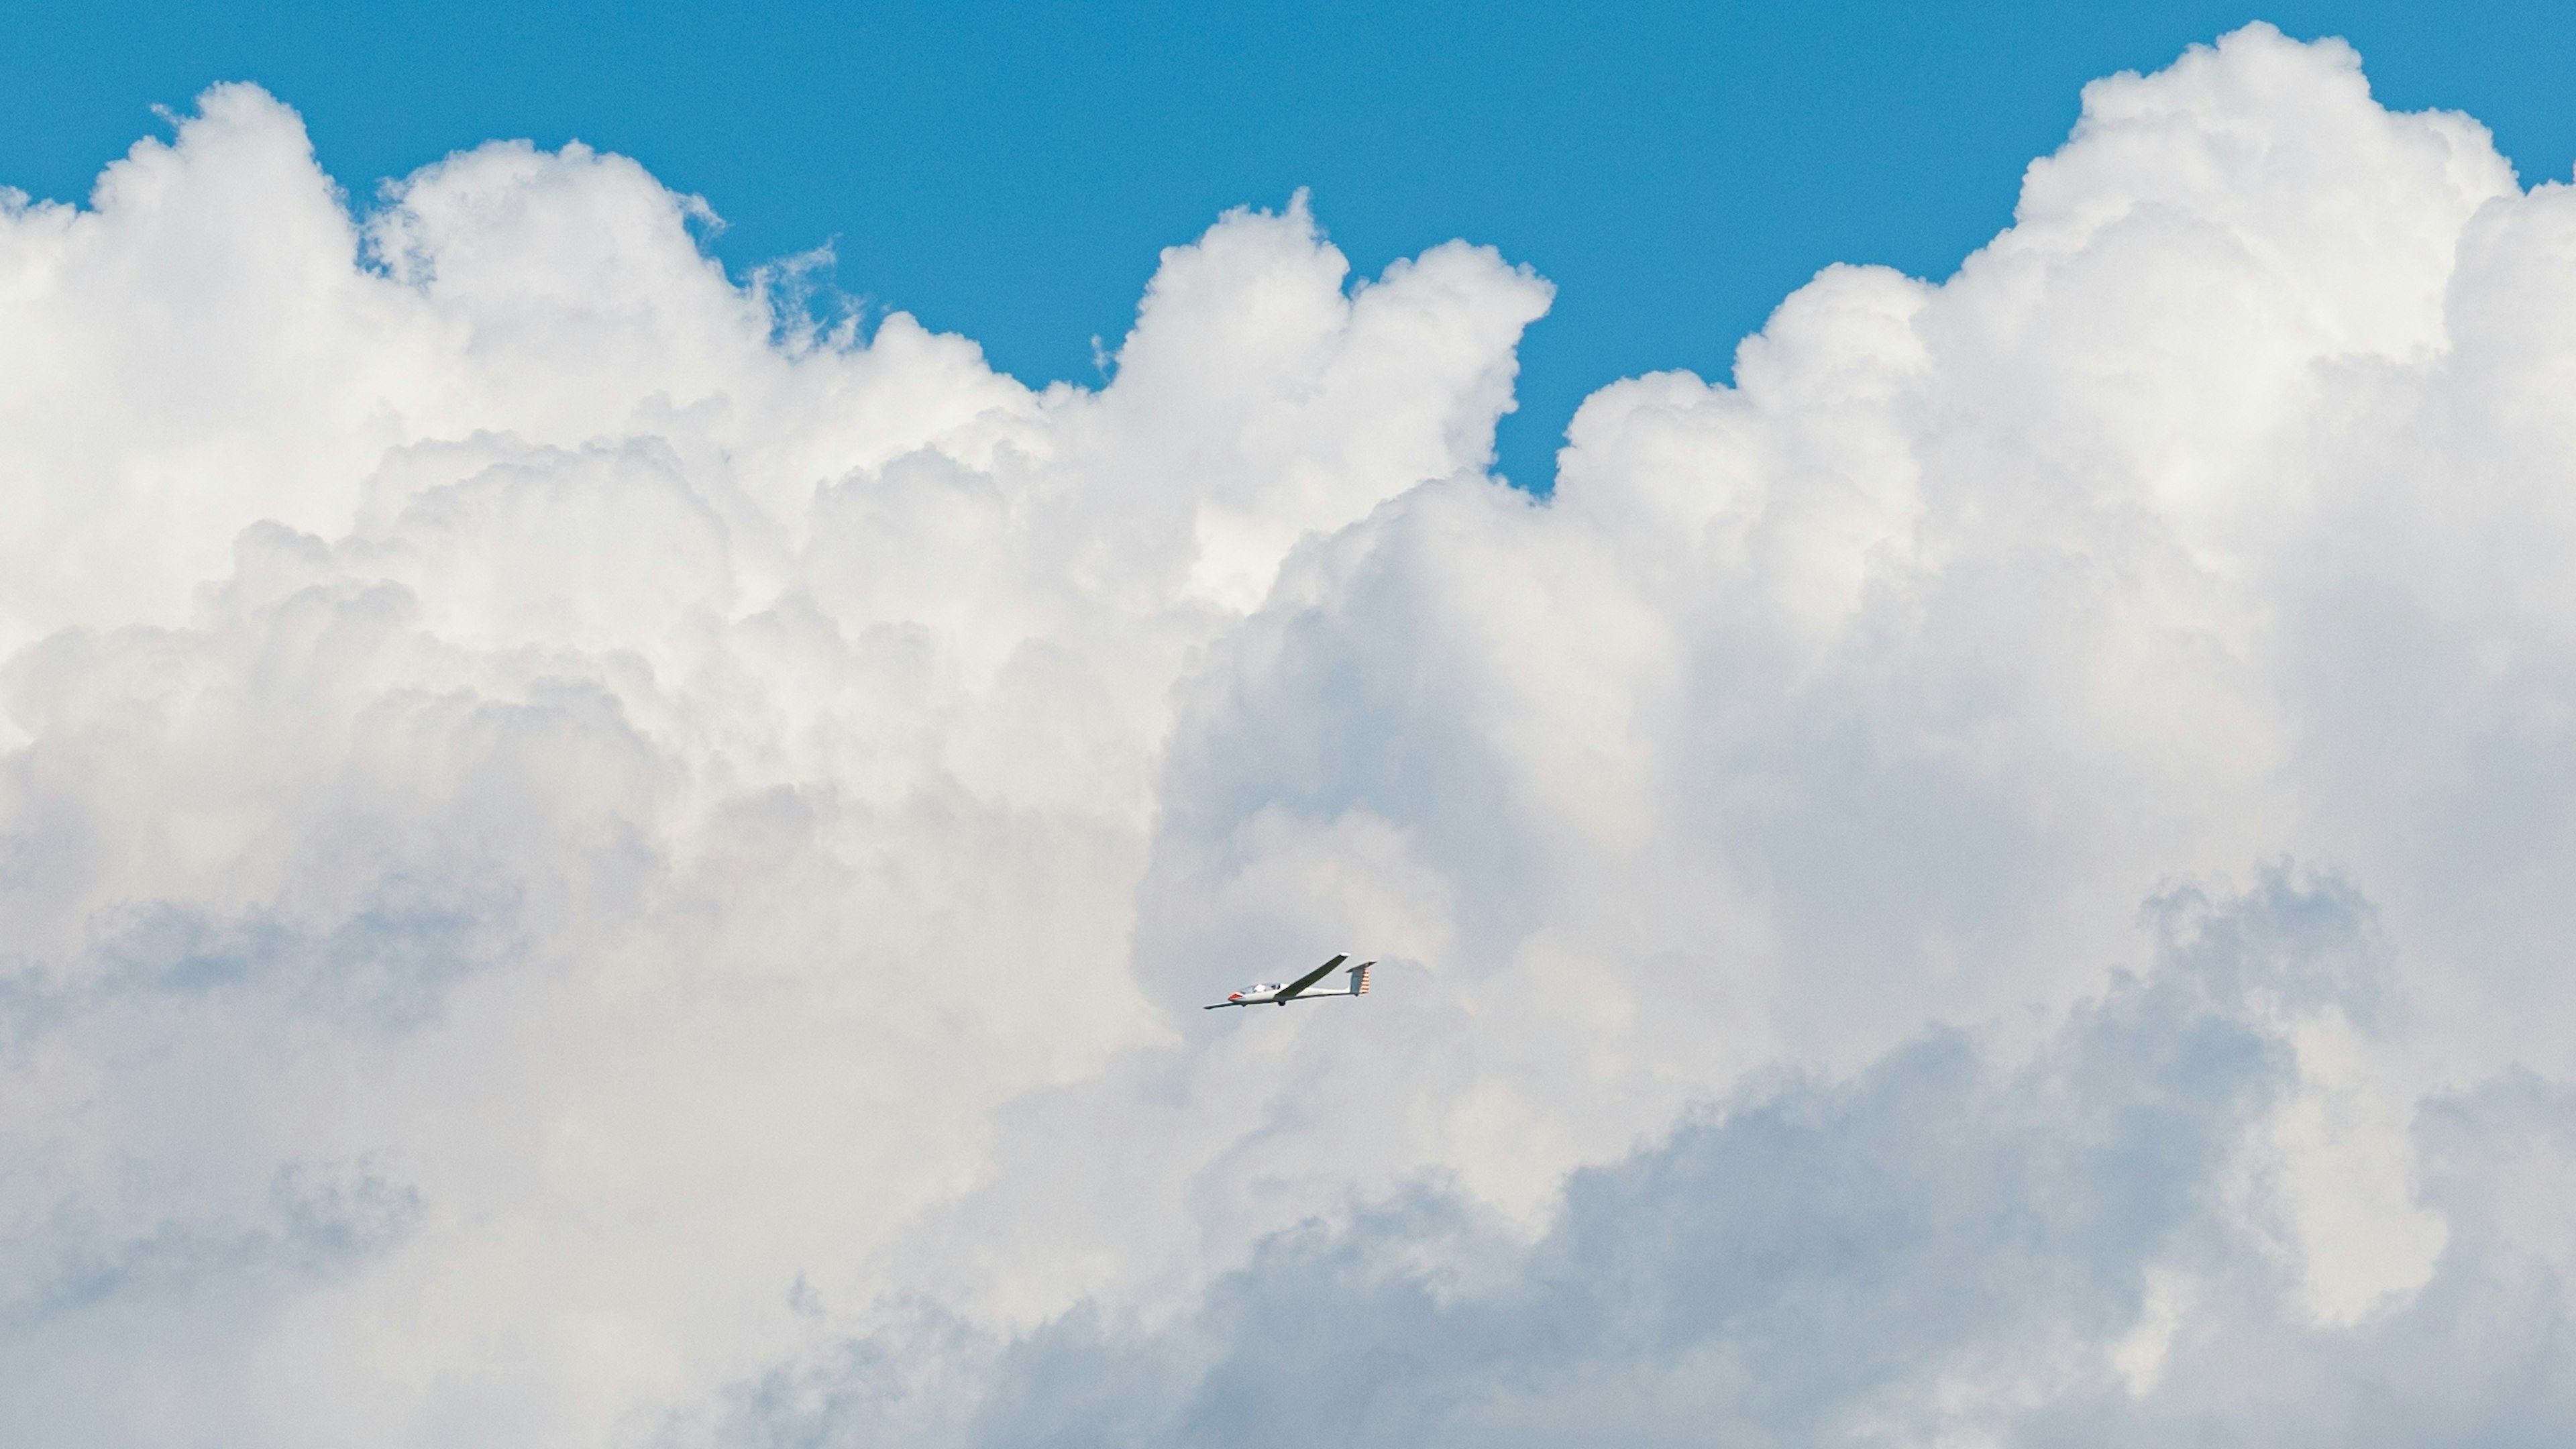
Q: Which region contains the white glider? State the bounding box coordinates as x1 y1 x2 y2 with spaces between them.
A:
1205 955 1374 1009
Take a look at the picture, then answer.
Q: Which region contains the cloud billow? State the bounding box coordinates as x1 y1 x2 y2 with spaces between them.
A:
5 21 2576 1446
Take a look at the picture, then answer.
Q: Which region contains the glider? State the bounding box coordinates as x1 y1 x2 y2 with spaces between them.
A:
1205 955 1374 1009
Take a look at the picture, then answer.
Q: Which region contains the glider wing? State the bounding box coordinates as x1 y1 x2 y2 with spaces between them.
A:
1271 954 1348 1002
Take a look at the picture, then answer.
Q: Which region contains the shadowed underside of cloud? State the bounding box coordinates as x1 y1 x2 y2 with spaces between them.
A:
9 20 2576 1446
701 871 2576 1447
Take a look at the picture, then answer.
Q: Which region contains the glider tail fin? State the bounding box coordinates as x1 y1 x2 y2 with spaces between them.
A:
1348 961 1373 997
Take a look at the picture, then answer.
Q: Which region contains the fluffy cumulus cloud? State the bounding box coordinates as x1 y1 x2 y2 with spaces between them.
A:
7 21 2576 1445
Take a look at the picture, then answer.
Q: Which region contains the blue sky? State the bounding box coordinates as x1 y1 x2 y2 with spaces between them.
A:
11 1 2576 488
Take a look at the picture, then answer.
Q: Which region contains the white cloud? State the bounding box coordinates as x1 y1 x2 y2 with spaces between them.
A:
0 84 1548 1442
9 21 2576 1446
